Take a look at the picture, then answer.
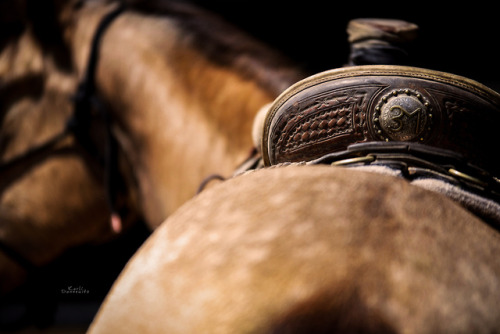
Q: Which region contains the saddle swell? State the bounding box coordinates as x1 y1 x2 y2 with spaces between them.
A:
262 65 500 179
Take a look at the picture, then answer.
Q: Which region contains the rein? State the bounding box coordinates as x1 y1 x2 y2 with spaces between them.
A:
70 2 125 232
0 3 125 271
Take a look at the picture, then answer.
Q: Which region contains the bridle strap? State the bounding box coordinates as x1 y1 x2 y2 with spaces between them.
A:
0 3 125 175
70 1 125 227
72 2 124 111
0 130 71 176
0 238 36 273
0 2 126 271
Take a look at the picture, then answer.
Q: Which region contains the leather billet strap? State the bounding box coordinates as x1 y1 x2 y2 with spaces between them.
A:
308 142 500 201
262 65 500 180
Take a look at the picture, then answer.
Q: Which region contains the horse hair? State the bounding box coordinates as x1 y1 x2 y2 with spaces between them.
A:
123 0 305 95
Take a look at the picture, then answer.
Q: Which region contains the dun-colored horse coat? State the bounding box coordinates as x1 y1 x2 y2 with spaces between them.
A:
0 22 119 293
0 0 303 293
88 166 500 333
58 0 304 225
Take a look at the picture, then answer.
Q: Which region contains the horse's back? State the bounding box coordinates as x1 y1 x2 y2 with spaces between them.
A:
89 166 500 333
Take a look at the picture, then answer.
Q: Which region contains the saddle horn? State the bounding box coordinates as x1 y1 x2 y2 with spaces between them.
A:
347 18 418 66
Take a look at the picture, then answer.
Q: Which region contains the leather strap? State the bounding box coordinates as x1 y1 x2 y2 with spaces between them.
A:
0 2 125 272
70 2 125 227
309 142 500 201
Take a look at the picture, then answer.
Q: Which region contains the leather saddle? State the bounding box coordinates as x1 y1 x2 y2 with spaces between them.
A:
260 65 500 199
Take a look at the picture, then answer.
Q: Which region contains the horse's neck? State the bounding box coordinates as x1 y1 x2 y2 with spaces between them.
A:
68 4 303 226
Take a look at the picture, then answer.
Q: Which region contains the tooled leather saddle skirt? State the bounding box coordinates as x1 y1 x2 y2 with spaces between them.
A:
260 65 500 223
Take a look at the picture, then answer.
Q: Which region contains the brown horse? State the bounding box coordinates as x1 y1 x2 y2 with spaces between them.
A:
57 0 304 225
0 0 303 294
88 165 500 333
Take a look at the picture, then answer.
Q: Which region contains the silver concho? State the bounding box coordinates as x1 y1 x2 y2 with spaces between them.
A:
373 89 433 142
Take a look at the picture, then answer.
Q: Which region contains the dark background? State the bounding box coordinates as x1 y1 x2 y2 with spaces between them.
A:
197 1 500 90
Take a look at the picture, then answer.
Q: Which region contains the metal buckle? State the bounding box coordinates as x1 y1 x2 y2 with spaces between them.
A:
448 168 489 188
331 155 375 166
